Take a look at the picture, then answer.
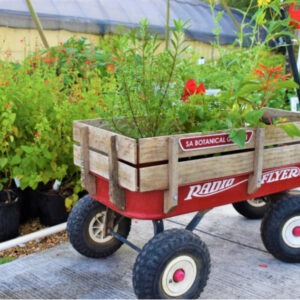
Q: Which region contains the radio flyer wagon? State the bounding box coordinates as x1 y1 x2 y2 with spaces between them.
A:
67 107 300 299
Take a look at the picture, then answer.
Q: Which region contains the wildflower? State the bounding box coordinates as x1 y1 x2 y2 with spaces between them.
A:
257 0 271 7
4 103 10 109
44 58 52 66
4 50 12 57
181 79 206 102
107 64 115 72
253 64 289 82
289 3 300 29
35 132 41 138
138 94 147 100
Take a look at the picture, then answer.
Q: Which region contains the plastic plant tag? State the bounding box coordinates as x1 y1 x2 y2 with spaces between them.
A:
290 96 299 112
14 177 21 188
52 179 62 191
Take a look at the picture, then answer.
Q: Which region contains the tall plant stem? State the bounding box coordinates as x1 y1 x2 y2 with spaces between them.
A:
26 0 49 48
220 0 241 34
165 0 171 50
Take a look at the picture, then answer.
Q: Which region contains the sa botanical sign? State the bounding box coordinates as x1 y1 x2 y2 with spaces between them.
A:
179 131 253 151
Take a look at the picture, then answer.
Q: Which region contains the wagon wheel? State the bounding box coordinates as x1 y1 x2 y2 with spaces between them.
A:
261 194 300 263
67 194 131 258
133 229 210 299
232 196 270 219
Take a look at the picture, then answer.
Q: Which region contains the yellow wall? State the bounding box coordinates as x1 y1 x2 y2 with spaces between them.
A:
0 26 220 61
0 27 101 61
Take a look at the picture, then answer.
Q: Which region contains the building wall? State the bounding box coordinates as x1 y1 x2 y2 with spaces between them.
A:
0 26 220 61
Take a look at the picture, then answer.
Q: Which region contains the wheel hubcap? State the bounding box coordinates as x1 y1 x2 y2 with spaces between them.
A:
247 198 266 208
162 255 197 297
292 226 300 237
173 269 185 283
88 212 116 243
282 216 300 248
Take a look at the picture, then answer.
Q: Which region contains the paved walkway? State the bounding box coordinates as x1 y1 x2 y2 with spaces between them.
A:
0 204 299 299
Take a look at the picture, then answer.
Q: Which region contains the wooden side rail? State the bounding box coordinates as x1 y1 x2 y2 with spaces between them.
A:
248 127 265 194
79 125 96 195
108 135 126 210
164 136 179 213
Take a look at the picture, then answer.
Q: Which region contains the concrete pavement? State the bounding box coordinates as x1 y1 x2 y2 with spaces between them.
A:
0 204 299 299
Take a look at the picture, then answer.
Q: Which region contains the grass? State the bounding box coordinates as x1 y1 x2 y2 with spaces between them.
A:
0 257 15 265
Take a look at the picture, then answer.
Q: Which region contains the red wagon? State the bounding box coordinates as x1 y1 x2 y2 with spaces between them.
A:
67 107 300 299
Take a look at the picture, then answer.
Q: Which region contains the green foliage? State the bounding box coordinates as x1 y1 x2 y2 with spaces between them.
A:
0 37 108 205
0 257 14 265
97 19 192 137
0 0 300 205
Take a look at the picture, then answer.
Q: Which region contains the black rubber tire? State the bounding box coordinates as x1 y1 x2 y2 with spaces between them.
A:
232 197 270 219
133 229 211 299
261 194 300 263
67 195 131 258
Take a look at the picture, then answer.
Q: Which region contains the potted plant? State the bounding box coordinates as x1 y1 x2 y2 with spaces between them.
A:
0 85 21 241
95 19 299 145
7 49 100 226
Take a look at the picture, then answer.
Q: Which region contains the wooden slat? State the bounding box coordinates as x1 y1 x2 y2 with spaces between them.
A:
248 127 265 194
138 122 300 164
108 135 125 210
164 137 179 213
73 120 138 164
74 145 138 191
263 107 300 121
78 125 96 194
139 143 300 192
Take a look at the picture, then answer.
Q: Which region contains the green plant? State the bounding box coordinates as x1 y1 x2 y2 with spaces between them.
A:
97 19 193 138
0 256 14 265
95 16 299 147
0 38 105 209
0 63 18 191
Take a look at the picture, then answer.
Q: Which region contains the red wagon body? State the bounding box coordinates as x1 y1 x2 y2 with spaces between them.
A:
92 164 300 220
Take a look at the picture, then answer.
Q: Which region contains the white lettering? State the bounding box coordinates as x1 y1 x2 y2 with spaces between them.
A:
184 178 236 200
261 167 300 184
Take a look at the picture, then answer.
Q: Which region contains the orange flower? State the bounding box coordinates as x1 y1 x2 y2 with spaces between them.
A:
4 103 10 109
35 132 41 138
107 64 115 72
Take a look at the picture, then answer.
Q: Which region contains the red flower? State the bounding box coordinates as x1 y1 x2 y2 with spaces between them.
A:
35 132 41 138
107 64 115 72
181 79 206 102
4 103 10 109
289 3 300 29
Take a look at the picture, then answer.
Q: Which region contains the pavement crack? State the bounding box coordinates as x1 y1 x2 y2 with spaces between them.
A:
166 218 268 254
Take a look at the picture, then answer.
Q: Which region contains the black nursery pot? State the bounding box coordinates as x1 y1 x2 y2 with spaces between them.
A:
37 190 68 226
19 187 40 223
0 190 21 242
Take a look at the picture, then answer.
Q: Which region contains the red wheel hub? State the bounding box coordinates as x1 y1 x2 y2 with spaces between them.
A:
173 269 185 283
292 226 300 237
